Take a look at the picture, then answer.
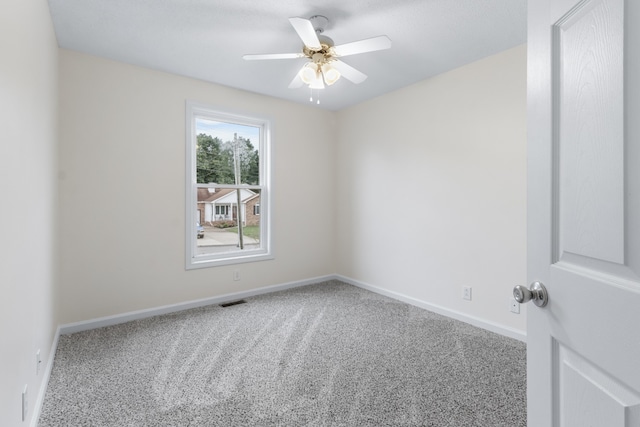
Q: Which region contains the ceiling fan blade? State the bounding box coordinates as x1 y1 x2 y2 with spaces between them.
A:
288 70 304 89
332 60 368 84
332 35 392 57
289 17 322 50
243 53 305 60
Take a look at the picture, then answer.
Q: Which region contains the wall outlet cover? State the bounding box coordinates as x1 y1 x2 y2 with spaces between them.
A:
22 384 28 421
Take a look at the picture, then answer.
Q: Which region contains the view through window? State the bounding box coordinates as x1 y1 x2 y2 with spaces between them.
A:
186 103 271 268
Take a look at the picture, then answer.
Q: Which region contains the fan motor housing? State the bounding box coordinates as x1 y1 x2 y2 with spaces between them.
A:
302 16 336 61
304 42 334 58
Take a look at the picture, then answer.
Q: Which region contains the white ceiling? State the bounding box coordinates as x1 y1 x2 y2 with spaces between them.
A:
48 0 527 111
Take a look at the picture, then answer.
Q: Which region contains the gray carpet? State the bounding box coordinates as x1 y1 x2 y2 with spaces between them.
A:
39 281 526 426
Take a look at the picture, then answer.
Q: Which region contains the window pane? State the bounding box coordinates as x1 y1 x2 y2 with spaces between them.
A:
196 186 261 256
196 118 260 186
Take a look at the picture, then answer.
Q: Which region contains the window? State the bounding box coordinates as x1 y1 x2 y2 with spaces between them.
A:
215 205 229 216
186 102 272 269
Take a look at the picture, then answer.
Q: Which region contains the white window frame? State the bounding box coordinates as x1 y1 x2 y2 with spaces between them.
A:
185 101 273 269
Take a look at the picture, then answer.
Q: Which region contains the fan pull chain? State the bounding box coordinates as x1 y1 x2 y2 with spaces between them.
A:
309 89 321 105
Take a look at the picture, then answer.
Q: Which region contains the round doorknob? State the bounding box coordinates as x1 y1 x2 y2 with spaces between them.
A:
513 281 548 307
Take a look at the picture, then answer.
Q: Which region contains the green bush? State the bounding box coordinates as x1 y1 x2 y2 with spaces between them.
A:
213 220 237 229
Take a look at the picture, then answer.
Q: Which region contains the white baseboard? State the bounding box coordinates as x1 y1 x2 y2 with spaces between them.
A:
59 272 526 340
59 274 335 335
335 274 527 342
30 325 60 427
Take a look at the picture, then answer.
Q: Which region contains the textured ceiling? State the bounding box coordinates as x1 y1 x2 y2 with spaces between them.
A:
48 0 527 111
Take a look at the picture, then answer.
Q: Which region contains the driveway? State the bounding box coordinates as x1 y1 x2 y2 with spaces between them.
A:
197 227 258 247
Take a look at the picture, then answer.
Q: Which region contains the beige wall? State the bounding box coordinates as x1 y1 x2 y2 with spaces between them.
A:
57 45 527 331
336 45 527 334
57 50 337 323
0 0 59 425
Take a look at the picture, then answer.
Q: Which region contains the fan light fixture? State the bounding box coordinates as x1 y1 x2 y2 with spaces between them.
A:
242 15 392 103
321 64 340 85
299 62 341 89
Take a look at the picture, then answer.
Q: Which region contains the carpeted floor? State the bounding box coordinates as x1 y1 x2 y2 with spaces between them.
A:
39 280 526 426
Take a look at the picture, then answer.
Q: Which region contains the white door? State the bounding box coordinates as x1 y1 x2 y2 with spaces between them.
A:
527 0 640 425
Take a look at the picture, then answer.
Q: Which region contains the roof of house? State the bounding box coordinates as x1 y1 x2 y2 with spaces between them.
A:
197 188 258 203
197 188 235 203
244 193 260 203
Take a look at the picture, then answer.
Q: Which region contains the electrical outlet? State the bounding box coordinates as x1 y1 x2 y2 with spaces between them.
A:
509 298 521 314
233 271 240 281
462 286 472 301
36 349 41 376
22 384 28 422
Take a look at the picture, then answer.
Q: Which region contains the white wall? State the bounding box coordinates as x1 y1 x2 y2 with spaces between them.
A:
58 50 337 324
336 45 527 334
0 0 59 425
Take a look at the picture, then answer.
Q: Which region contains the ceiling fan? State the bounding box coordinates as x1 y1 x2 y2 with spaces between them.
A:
243 15 391 100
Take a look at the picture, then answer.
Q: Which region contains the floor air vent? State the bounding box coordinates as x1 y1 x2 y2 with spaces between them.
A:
219 299 247 308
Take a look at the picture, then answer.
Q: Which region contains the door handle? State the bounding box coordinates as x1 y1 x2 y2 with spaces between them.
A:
513 281 549 307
